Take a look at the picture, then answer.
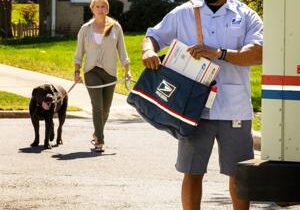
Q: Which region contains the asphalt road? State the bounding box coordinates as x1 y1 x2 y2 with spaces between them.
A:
0 64 298 210
0 118 298 210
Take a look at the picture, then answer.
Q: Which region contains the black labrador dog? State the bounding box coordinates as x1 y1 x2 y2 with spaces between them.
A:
29 84 68 149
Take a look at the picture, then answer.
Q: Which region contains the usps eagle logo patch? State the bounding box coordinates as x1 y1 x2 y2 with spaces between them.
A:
155 80 176 102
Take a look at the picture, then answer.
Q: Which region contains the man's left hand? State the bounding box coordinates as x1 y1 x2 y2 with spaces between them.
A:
187 45 221 60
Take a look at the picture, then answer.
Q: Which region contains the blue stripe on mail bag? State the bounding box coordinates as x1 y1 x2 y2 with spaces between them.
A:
127 65 211 140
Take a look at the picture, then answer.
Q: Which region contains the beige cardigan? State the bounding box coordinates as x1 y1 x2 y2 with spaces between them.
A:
74 18 130 76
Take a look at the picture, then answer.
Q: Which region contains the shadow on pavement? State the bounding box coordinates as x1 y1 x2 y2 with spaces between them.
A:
19 146 44 153
205 196 288 210
251 202 282 210
204 196 231 206
52 151 116 160
108 118 144 124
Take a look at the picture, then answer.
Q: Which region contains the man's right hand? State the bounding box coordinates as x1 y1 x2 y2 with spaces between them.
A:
142 49 161 70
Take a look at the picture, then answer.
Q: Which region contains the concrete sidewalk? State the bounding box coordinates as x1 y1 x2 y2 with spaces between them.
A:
0 64 140 120
0 63 261 149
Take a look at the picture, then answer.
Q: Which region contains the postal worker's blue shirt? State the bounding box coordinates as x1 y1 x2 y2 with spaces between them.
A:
146 0 263 120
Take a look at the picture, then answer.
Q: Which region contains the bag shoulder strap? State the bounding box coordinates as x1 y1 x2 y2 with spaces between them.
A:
191 2 203 47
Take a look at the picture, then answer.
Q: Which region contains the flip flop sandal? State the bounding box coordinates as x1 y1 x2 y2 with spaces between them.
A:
94 146 105 153
90 140 105 153
90 139 97 146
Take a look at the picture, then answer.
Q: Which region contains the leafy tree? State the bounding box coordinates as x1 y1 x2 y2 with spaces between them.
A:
37 0 51 37
122 0 179 32
242 0 263 17
20 3 38 25
0 0 13 38
108 0 124 21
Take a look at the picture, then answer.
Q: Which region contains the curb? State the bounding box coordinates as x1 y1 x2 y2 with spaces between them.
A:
0 111 30 118
0 111 91 119
0 110 142 121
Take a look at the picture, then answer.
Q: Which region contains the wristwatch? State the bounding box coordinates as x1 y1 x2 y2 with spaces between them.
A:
218 48 227 60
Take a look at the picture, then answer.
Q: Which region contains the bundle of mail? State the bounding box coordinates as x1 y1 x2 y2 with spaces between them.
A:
162 39 220 86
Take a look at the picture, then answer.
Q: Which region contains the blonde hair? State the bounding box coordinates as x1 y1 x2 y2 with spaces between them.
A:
90 0 109 12
90 0 116 36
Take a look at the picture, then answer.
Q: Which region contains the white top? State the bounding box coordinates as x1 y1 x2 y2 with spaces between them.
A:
93 32 104 44
146 0 263 120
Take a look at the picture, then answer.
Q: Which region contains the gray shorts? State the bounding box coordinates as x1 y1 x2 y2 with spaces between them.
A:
175 120 254 176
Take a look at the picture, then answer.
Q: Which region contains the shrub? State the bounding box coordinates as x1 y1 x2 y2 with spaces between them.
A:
20 3 37 25
242 0 263 17
122 0 179 32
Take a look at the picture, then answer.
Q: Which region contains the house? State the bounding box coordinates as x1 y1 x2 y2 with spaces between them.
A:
40 0 130 37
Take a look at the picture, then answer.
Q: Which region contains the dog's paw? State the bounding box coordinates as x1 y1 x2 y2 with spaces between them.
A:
44 144 52 149
56 140 63 145
30 141 39 147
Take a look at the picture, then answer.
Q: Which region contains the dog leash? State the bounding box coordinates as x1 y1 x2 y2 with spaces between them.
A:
67 78 136 93
85 78 126 89
67 82 77 93
85 78 137 90
49 79 135 111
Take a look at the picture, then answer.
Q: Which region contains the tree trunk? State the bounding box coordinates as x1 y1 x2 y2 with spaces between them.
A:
38 0 51 37
0 0 13 38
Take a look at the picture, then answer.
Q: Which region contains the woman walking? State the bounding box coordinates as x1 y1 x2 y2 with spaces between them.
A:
74 0 131 152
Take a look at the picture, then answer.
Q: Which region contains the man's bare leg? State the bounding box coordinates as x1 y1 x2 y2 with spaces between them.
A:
182 174 203 210
229 176 250 210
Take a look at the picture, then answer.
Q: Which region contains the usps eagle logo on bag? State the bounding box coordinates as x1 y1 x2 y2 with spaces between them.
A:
155 80 176 102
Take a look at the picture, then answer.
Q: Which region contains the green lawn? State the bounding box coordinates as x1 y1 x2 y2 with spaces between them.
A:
0 91 80 111
0 34 145 95
0 34 262 104
0 91 30 110
250 65 262 131
251 65 262 112
0 35 262 130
